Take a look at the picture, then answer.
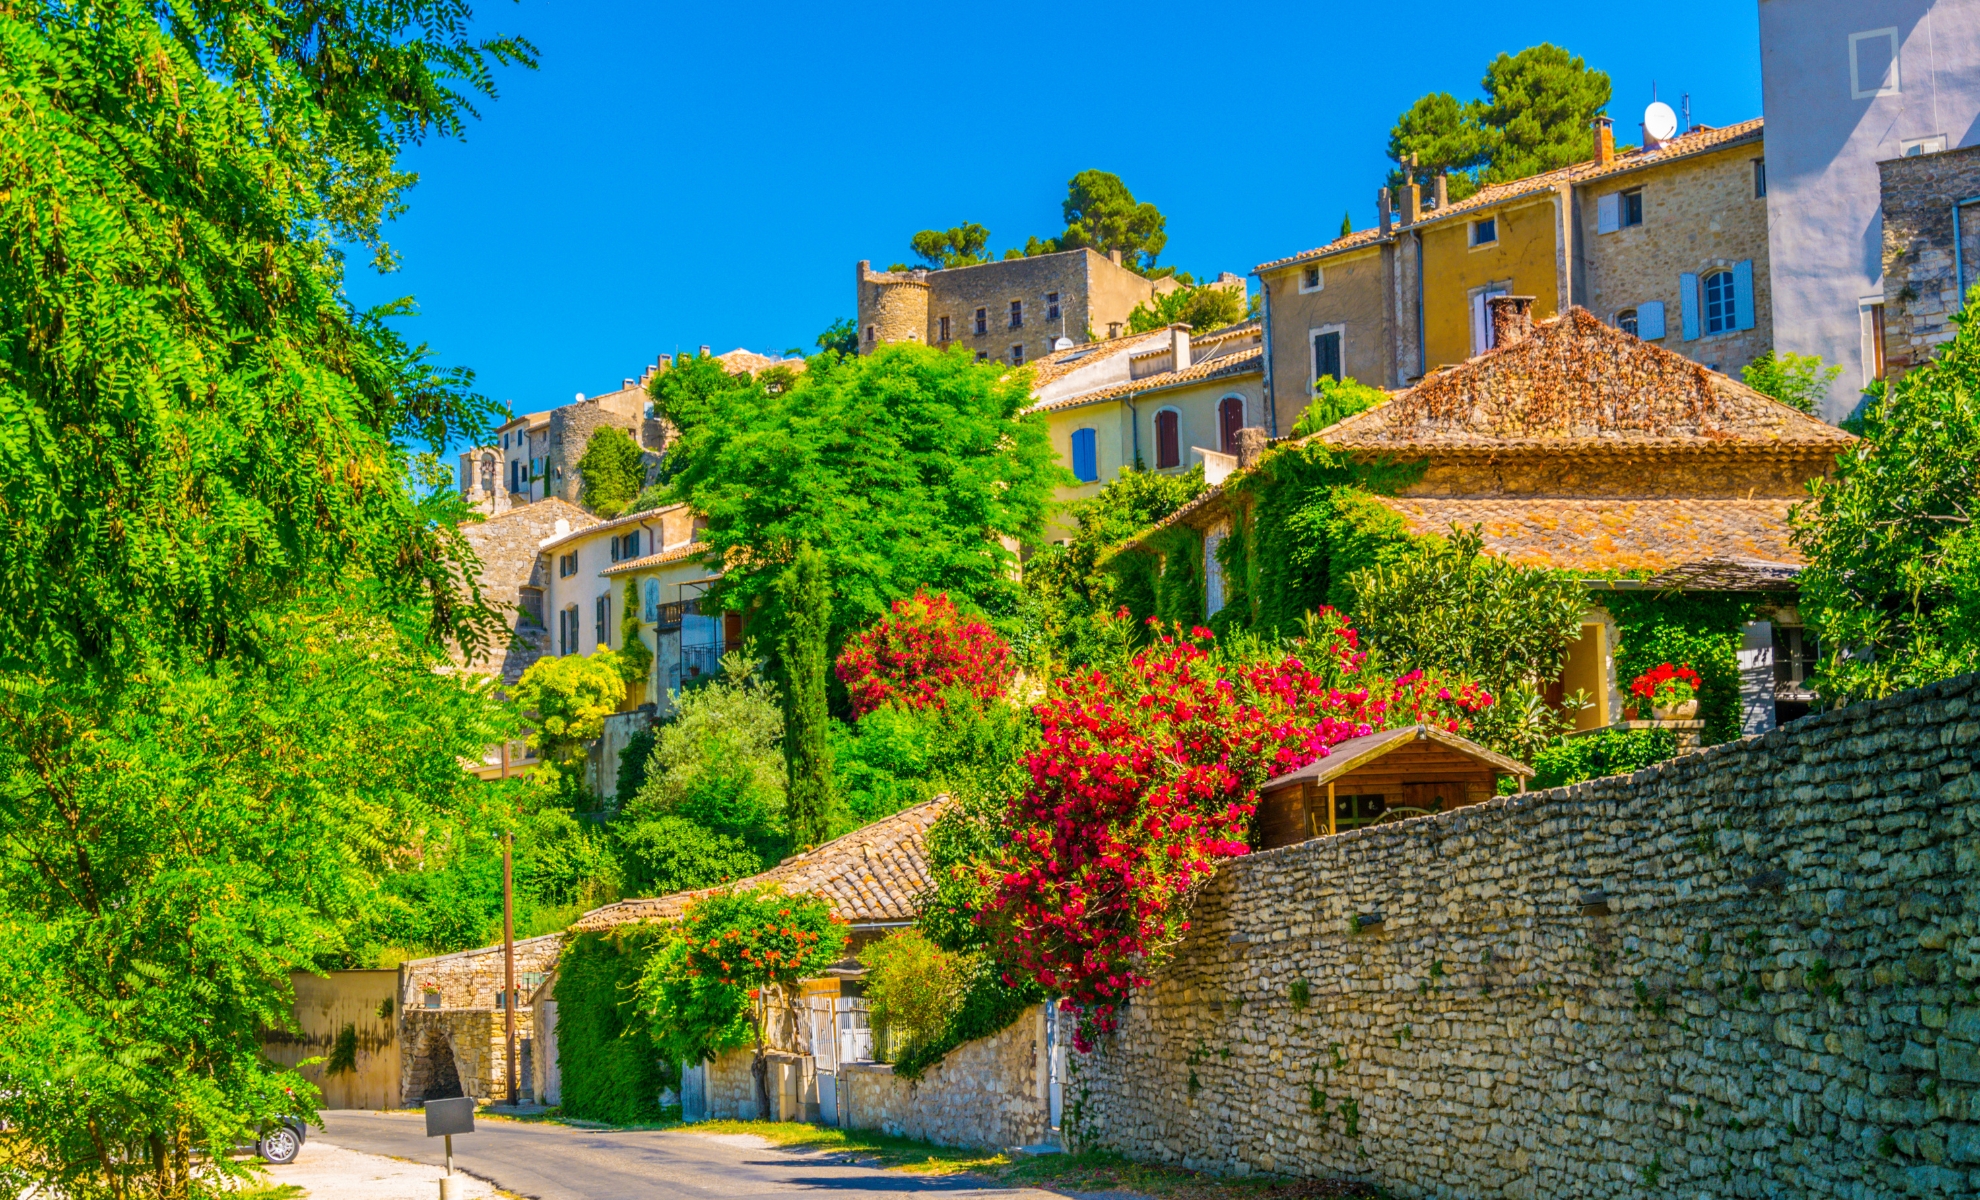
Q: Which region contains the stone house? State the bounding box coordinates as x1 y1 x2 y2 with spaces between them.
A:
1253 117 1771 427
457 497 597 692
1121 300 1855 735
1026 322 1265 532
856 249 1191 366
1877 141 1980 381
1760 0 1980 418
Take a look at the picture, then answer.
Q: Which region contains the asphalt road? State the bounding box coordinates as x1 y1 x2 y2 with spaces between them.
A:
317 1110 1063 1200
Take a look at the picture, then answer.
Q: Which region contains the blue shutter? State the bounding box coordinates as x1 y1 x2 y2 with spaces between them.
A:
1679 273 1701 341
1637 301 1666 340
1733 260 1756 331
1070 428 1098 483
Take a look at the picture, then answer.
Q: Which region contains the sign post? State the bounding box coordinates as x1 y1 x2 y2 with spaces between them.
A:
424 1097 475 1200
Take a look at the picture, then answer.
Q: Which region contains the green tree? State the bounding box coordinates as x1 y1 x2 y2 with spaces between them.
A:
1126 285 1249 334
1791 307 1980 702
909 222 993 269
1388 44 1611 199
1290 376 1388 437
1340 211 1353 238
621 651 786 857
776 545 835 848
618 581 654 690
816 318 859 356
652 886 847 1117
654 343 1061 656
576 426 647 518
612 816 762 898
510 649 626 799
1025 170 1168 273
1742 351 1843 415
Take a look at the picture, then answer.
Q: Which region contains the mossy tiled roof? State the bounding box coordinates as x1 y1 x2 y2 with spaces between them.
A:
1374 496 1801 574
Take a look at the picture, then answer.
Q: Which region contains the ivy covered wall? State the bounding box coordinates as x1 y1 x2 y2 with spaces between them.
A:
1603 592 1765 746
554 925 675 1123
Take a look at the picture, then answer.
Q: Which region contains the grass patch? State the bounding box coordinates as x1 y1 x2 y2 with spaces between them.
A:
231 1187 306 1200
674 1120 1007 1174
994 1150 1382 1199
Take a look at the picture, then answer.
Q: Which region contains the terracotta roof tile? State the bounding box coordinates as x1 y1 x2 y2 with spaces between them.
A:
1029 346 1263 414
1375 496 1801 574
1253 227 1387 274
569 799 949 932
537 504 687 553
600 542 708 577
1027 329 1174 387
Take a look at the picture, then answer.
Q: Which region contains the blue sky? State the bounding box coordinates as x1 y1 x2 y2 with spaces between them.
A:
351 0 1764 421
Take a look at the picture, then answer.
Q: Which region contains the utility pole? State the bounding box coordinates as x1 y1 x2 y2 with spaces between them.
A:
503 831 518 1107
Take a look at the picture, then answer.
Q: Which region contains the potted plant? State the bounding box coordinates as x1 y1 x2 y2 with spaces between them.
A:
1630 663 1703 721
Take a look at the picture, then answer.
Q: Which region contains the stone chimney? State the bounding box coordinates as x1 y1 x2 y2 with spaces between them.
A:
1108 248 1123 267
1399 180 1421 225
1592 116 1614 167
1170 326 1192 372
698 344 711 356
1378 186 1392 236
1488 295 1537 347
1235 427 1268 470
1433 173 1448 210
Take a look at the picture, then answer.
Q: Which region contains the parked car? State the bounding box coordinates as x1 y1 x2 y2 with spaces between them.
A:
254 1117 307 1165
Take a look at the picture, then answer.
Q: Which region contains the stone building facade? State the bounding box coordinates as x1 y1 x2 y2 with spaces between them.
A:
855 249 1182 366
1254 229 1405 434
395 935 565 1105
1878 143 1980 382
457 497 595 687
1062 671 1980 1197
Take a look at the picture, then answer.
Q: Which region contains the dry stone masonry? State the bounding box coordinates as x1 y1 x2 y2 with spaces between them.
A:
1063 673 1979 1198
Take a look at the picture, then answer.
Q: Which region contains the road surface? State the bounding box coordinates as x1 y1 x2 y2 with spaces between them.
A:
316 1110 1062 1200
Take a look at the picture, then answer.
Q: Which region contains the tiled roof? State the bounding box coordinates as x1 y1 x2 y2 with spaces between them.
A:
1263 724 1532 789
1317 309 1853 452
1374 496 1801 574
569 799 949 932
1641 558 1802 593
1027 329 1174 387
600 541 709 577
1029 346 1264 414
537 503 687 553
716 348 807 376
1253 119 1764 275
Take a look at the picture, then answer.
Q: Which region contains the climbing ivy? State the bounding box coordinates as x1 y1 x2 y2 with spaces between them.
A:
1603 592 1764 745
555 926 676 1124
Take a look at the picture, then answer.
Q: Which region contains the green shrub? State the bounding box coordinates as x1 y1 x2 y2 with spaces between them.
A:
576 425 647 518
1289 376 1386 437
555 926 676 1125
612 815 762 898
1604 592 1760 746
859 930 965 1062
1528 729 1678 790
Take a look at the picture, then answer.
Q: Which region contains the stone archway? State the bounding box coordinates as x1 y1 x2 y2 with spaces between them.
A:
412 1029 464 1102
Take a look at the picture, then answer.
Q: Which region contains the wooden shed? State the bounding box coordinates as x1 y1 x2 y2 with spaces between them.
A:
1254 725 1532 849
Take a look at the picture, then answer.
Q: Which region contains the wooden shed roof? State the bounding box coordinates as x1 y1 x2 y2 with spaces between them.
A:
1262 725 1532 791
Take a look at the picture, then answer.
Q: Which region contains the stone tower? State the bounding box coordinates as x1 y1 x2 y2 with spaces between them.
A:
856 260 931 354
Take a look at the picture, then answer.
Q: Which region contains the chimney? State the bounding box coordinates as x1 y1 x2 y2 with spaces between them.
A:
656 353 672 371
1433 173 1448 210
1379 186 1393 236
1170 326 1192 371
1592 115 1614 167
1399 180 1422 225
1108 248 1123 267
699 344 711 356
1234 427 1268 470
1488 294 1537 347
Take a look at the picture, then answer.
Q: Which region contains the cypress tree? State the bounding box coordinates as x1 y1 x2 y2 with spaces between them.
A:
777 543 834 848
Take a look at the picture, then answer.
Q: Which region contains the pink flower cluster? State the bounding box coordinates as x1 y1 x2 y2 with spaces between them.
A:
835 589 1015 718
983 609 1491 1046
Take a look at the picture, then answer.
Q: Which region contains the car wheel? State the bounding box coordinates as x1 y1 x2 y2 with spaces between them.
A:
259 1127 302 1165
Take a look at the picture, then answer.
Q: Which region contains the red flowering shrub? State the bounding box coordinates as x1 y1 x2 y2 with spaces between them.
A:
1630 662 1703 708
836 589 1014 717
982 610 1490 1047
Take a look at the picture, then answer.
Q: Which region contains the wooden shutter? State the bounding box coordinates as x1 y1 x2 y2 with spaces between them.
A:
1733 260 1756 330
1637 301 1666 340
1070 428 1096 482
1155 411 1179 469
1219 398 1243 452
1596 193 1620 234
1679 274 1700 340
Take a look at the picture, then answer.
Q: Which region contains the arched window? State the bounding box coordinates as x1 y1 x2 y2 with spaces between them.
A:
642 578 660 623
1070 428 1099 483
1154 409 1181 469
1616 308 1638 337
1703 270 1736 334
1218 397 1245 453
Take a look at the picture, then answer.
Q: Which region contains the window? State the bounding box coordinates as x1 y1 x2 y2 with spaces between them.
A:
975 350 988 362
1470 216 1497 246
865 324 875 343
1469 284 1509 353
1753 158 1767 198
558 552 577 579
1620 189 1643 228
558 606 579 656
1901 134 1948 157
1312 329 1343 384
1300 266 1323 293
1703 270 1736 334
1009 343 1025 365
1204 527 1226 617
1773 625 1820 724
1046 292 1061 320
1107 321 1123 339
1154 410 1181 469
1861 298 1888 384
1069 427 1098 483
503 432 510 449
938 315 950 342
624 530 640 559
1617 308 1639 337
595 594 610 649
1218 397 1245 453
1009 300 1023 329
974 308 988 335
642 579 660 623
1849 27 1900 99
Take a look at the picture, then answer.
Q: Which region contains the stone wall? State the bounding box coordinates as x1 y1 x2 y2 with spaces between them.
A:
545 384 661 504
859 249 1163 366
263 970 403 1110
1063 673 1979 1198
403 935 564 1011
458 498 595 684
839 1004 1053 1150
1880 144 1980 382
401 1008 535 1103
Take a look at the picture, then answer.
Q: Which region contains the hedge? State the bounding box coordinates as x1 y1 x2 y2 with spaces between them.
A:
554 925 675 1124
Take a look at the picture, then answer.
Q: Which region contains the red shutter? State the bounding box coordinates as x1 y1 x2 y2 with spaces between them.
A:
1156 411 1180 469
1220 398 1243 453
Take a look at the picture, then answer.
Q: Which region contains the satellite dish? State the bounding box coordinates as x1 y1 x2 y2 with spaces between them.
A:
1643 101 1678 144
1053 336 1074 351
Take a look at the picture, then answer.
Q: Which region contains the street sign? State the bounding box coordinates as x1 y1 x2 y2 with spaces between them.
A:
424 1097 475 1137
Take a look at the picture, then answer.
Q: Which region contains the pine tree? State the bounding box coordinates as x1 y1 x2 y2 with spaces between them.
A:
1340 211 1353 239
777 544 834 848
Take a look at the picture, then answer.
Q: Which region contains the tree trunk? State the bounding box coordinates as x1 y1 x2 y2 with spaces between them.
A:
751 1002 771 1121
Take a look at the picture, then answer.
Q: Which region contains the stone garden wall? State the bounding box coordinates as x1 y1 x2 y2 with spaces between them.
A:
838 1004 1052 1149
1064 673 1979 1198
